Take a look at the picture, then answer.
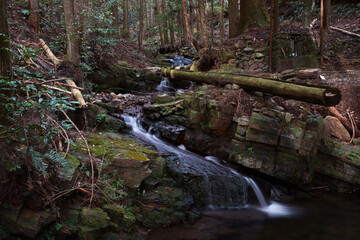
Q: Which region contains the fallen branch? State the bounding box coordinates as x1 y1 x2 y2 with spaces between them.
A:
47 115 70 163
66 79 87 108
39 38 61 65
347 110 355 144
330 26 360 38
328 107 360 137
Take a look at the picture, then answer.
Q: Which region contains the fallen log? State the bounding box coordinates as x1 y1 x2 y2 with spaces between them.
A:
66 79 87 108
161 69 341 107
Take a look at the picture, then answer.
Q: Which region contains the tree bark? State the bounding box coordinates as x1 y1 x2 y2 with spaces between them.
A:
63 0 81 64
219 0 224 48
112 5 120 36
239 0 269 34
0 0 11 78
228 0 240 38
273 0 279 33
161 0 169 45
161 69 341 107
0 0 12 124
155 0 164 47
323 0 331 30
210 0 214 45
181 0 200 50
123 0 130 39
29 0 40 33
138 0 144 49
198 0 208 48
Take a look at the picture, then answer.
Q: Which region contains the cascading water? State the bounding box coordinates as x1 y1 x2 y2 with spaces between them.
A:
123 115 269 209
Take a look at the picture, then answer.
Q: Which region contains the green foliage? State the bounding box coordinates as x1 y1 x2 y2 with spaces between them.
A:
0 46 76 176
95 113 107 124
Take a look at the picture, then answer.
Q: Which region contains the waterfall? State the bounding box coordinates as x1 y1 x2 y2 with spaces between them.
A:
123 115 269 209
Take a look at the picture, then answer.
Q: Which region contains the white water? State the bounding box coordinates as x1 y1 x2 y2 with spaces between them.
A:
123 115 286 211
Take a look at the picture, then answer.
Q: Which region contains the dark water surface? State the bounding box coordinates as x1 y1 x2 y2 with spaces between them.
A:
147 192 360 240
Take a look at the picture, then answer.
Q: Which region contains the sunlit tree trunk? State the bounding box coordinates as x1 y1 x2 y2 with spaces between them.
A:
29 0 40 33
138 0 144 49
198 0 207 48
64 0 81 64
228 0 240 38
219 0 224 48
123 0 130 39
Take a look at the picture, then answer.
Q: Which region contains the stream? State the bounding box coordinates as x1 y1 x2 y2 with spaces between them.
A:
125 56 360 240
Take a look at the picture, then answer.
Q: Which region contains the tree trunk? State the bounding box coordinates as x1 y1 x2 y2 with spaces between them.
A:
123 0 130 39
210 0 214 45
29 0 40 33
0 0 12 124
239 0 269 34
112 5 120 36
161 69 341 107
219 0 224 48
181 0 200 50
155 0 164 47
320 0 324 67
63 0 81 64
273 0 279 33
189 0 194 35
161 0 169 45
198 0 208 48
228 0 240 38
138 0 144 49
323 0 331 30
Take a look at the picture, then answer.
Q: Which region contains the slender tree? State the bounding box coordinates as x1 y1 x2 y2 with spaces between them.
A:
0 0 12 123
228 0 240 38
198 0 208 48
181 0 199 50
273 0 279 33
323 0 331 30
219 0 224 48
123 0 130 39
63 0 81 64
138 0 144 49
161 0 170 45
29 0 40 33
112 4 120 36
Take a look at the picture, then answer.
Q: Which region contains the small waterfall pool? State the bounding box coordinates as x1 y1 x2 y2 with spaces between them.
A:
123 116 296 213
123 116 360 240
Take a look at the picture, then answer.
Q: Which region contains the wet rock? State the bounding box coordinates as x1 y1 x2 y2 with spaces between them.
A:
102 205 125 223
98 115 128 133
0 204 55 238
155 94 174 104
325 116 351 141
279 126 304 150
78 208 110 240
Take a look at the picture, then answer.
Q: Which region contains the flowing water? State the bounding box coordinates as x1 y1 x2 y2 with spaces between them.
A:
129 55 360 239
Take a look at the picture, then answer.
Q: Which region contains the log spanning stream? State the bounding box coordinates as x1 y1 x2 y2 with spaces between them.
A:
126 56 359 240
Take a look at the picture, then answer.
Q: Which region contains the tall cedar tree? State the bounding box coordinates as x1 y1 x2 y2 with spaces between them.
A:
239 0 269 34
198 0 208 48
29 0 40 33
63 0 81 64
228 0 240 38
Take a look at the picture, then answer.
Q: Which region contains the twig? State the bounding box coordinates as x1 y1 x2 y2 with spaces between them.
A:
60 109 95 207
42 84 72 95
47 115 70 163
311 186 329 190
347 110 355 145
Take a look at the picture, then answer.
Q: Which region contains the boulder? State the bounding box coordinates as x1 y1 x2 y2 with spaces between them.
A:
325 116 351 141
78 208 110 240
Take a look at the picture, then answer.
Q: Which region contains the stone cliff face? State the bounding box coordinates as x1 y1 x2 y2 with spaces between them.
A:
143 85 360 193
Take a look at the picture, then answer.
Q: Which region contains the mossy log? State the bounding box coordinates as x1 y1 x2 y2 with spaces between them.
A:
161 68 341 106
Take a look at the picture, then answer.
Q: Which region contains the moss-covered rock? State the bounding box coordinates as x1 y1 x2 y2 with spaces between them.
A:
102 205 125 224
78 208 110 240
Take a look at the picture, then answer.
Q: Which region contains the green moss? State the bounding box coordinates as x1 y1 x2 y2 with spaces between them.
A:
102 205 125 224
71 133 158 163
80 208 110 229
